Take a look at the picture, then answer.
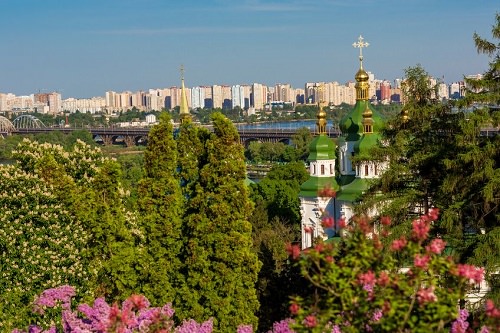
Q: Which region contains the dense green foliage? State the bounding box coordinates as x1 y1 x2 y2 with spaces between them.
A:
289 213 496 332
0 139 140 330
248 162 309 331
136 113 185 306
250 162 308 226
359 63 500 304
460 13 500 110
0 130 95 161
179 113 261 331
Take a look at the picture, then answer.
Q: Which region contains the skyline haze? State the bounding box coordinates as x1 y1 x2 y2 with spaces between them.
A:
0 0 497 99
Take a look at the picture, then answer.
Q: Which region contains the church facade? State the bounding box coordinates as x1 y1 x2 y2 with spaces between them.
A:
299 37 387 249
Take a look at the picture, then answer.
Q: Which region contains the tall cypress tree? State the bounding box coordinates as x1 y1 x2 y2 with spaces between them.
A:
137 113 184 306
180 112 261 331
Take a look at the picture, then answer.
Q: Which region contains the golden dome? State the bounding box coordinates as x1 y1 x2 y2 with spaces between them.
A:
355 68 369 82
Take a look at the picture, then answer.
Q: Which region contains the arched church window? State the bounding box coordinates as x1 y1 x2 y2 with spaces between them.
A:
375 164 378 175
365 164 369 176
330 163 333 175
321 164 325 175
313 164 316 175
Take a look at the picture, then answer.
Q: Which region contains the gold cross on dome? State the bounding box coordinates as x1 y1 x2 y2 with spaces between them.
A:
352 35 369 61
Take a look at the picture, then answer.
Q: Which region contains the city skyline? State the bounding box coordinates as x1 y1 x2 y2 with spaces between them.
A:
0 0 497 99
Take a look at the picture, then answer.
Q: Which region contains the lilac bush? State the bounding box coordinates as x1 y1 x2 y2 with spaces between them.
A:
14 286 213 333
286 207 499 332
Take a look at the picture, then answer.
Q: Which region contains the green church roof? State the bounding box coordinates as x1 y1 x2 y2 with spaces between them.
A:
307 134 336 161
354 132 382 159
339 100 384 142
300 176 340 198
336 177 369 202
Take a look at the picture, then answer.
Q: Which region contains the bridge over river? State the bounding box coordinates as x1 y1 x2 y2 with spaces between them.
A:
10 126 340 147
1 115 498 147
0 114 340 146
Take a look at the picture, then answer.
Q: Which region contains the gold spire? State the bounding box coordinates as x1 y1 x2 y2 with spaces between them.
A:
316 84 327 135
362 105 373 134
401 109 409 123
353 35 370 100
179 64 191 124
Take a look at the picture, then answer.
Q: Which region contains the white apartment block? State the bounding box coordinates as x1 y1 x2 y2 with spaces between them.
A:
231 85 245 109
191 86 205 109
62 97 106 114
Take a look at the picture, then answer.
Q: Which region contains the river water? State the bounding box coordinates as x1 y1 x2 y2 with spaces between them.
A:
236 120 318 131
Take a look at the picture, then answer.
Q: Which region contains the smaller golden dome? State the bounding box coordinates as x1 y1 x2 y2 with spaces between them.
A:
355 68 369 82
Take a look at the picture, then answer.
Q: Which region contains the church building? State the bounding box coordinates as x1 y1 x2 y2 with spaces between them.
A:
299 36 387 249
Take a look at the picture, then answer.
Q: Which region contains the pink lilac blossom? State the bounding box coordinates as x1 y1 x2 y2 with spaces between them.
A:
12 327 56 333
237 324 253 333
304 315 317 328
286 244 301 260
371 309 383 322
358 270 376 292
414 254 430 269
268 319 294 333
485 299 500 318
416 286 437 304
428 207 439 220
450 309 469 333
456 264 484 284
322 216 334 228
175 319 213 333
390 237 407 251
426 238 446 254
289 303 300 315
33 285 76 314
331 325 342 333
380 216 391 226
412 217 430 241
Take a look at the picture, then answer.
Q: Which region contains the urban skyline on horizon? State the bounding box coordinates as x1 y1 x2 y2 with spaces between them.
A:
0 1 496 99
0 68 479 101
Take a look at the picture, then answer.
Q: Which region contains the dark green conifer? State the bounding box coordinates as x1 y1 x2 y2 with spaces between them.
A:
180 112 261 331
137 113 184 306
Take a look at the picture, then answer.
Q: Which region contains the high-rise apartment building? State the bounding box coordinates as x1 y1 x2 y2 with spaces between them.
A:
221 85 232 109
251 83 266 110
212 85 223 109
191 86 205 109
379 80 391 102
231 85 245 109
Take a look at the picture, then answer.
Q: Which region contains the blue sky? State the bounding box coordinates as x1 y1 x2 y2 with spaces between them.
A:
0 0 497 98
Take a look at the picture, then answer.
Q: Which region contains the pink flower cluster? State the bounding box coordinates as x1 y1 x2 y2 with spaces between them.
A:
390 237 407 251
413 254 430 269
33 285 75 315
14 285 215 333
425 238 446 254
416 286 437 304
358 270 376 292
450 309 469 333
485 299 500 319
286 244 301 260
455 264 484 284
411 208 440 241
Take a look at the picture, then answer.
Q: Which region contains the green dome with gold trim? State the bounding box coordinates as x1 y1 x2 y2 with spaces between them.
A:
354 132 381 159
339 101 384 141
307 134 336 161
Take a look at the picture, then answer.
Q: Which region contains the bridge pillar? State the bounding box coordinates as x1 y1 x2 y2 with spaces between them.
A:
123 136 136 147
101 135 113 146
